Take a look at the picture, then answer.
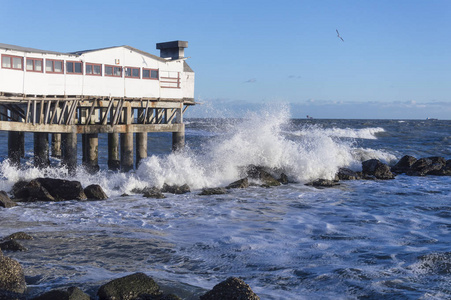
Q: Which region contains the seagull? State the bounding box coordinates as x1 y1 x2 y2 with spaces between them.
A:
336 29 344 42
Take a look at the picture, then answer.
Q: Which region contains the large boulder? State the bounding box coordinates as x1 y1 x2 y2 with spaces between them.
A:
97 272 161 300
0 256 26 294
84 184 108 200
245 165 281 187
13 178 86 202
3 232 33 241
200 277 260 300
362 159 395 180
0 191 16 208
226 178 249 189
199 187 227 196
407 157 446 176
0 240 27 252
31 287 90 300
142 187 166 199
391 155 417 174
306 179 340 188
336 168 361 180
161 184 190 194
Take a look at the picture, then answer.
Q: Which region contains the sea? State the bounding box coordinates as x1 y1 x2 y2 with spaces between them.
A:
0 106 450 299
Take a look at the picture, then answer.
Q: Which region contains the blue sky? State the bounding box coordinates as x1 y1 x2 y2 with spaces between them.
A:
2 0 451 119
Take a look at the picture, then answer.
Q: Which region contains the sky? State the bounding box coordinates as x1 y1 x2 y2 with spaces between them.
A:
1 0 451 119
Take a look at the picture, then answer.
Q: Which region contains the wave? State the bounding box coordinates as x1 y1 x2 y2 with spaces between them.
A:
292 126 385 140
0 105 396 195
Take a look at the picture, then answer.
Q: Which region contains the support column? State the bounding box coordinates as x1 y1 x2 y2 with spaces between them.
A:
120 132 134 172
62 131 77 175
85 133 99 173
172 129 185 151
136 132 147 169
108 133 120 171
34 132 50 168
51 134 62 158
8 131 22 167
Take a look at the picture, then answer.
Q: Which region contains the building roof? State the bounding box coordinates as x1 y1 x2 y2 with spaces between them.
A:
71 45 167 62
0 43 72 56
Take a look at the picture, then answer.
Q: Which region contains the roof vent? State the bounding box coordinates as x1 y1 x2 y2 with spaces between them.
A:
156 41 188 60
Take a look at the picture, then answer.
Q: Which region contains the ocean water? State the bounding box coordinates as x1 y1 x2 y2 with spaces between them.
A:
0 107 450 299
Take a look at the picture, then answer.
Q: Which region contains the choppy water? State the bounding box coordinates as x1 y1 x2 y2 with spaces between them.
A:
0 107 450 299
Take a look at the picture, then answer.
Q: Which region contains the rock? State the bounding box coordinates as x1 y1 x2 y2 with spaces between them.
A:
407 157 447 176
337 168 361 180
306 179 340 188
391 155 417 174
142 187 166 199
199 187 227 196
200 277 260 300
278 173 289 184
226 178 249 189
0 256 26 294
84 184 108 200
13 178 87 202
3 232 33 241
161 184 190 194
97 272 161 300
0 240 27 252
136 293 181 300
362 159 395 180
245 165 281 187
32 286 90 300
0 191 16 208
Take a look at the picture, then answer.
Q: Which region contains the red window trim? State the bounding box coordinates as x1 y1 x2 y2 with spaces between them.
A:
85 63 102 76
105 64 122 77
1 54 23 70
26 57 43 73
125 66 140 79
142 68 159 80
45 59 64 74
66 60 83 75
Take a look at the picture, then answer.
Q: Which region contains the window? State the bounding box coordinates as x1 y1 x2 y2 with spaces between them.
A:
66 61 83 74
46 59 64 73
142 68 159 80
105 65 122 77
26 58 43 72
2 55 23 70
86 63 102 76
125 67 140 78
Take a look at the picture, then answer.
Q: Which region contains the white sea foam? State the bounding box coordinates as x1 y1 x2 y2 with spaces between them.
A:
292 126 385 140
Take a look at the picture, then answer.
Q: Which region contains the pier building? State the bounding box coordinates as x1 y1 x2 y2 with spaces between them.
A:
0 41 195 173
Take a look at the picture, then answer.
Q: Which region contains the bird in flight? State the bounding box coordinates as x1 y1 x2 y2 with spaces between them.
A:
336 29 344 42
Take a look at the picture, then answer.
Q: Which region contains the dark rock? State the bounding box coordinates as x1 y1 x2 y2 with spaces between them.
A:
199 187 227 196
0 256 26 294
0 290 26 300
337 168 361 180
278 173 289 184
407 157 447 176
136 294 181 300
142 187 166 199
306 179 340 188
362 159 395 180
161 184 190 194
0 191 16 208
245 165 281 187
226 178 249 189
391 155 417 174
13 178 87 202
0 240 27 252
84 184 108 200
32 286 90 300
97 272 161 300
200 277 260 300
3 232 33 241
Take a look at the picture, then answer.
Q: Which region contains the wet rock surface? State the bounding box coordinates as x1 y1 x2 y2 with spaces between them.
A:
31 286 90 300
0 191 16 208
200 277 260 300
97 272 161 300
0 256 26 294
84 184 108 200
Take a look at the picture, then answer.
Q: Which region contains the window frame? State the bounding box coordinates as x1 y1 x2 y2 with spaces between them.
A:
125 66 140 79
26 57 43 73
105 64 122 77
2 54 23 70
142 68 159 80
85 63 102 76
45 59 64 74
66 60 83 75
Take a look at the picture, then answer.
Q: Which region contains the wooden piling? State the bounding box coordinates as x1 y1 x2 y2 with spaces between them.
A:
108 133 120 171
51 133 62 158
8 131 22 166
62 131 77 175
34 132 50 168
83 133 99 173
120 132 134 172
136 132 147 168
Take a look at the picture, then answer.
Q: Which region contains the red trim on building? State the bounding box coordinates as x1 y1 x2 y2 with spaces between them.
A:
45 59 64 74
1 54 23 70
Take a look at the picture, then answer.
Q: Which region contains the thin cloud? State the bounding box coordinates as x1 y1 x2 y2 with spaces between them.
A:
244 78 256 83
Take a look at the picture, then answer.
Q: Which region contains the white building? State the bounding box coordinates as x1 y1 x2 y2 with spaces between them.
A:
0 41 194 101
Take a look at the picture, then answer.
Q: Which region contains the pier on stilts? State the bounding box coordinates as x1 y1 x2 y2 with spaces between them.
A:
0 94 192 173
